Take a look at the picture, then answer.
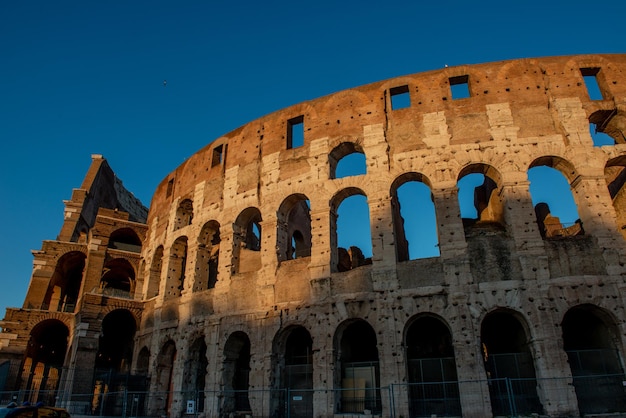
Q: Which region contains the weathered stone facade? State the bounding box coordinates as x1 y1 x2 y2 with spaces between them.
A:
2 54 626 418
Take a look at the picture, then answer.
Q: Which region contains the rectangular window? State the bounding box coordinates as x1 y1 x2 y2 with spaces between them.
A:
211 144 224 167
287 116 304 149
390 85 411 110
449 75 470 100
580 68 604 100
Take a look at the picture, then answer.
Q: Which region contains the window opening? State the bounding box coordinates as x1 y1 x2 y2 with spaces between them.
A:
529 166 582 238
330 142 367 179
174 199 194 230
287 115 304 149
394 180 439 261
335 152 366 178
449 75 470 100
390 85 411 110
590 123 615 146
212 144 224 167
250 222 261 250
580 68 604 100
457 173 487 219
277 196 311 262
336 194 372 272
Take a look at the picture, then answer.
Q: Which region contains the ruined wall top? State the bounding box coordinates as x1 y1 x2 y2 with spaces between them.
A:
147 54 626 233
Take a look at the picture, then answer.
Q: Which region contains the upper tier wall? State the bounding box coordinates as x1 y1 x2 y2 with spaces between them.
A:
146 54 626 239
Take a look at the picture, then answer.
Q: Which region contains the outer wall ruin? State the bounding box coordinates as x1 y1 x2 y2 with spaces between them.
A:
2 54 626 418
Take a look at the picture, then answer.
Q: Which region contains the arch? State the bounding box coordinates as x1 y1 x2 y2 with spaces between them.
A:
222 331 252 415
481 309 543 416
100 257 136 297
271 325 314 417
562 304 626 414
146 246 163 298
330 188 373 273
174 198 194 230
21 319 69 404
329 142 366 179
136 346 150 375
457 163 504 226
183 336 208 413
155 340 177 417
95 309 137 372
194 221 220 291
391 173 440 261
277 194 312 262
232 207 262 273
528 157 582 238
43 251 86 313
334 319 381 414
165 236 188 299
108 227 142 252
404 314 461 417
605 156 626 241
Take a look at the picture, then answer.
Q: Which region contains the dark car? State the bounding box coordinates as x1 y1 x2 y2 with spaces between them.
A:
0 403 70 418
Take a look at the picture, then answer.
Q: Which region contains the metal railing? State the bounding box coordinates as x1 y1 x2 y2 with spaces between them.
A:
2 373 626 417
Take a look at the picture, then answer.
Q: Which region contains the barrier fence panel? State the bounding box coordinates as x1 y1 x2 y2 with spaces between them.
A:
4 373 626 417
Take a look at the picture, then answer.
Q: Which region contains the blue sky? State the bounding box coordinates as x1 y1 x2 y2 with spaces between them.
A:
1 0 624 316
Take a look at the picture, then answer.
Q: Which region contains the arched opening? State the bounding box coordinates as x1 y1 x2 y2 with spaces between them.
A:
222 332 251 415
99 258 135 298
589 110 626 146
183 336 208 413
136 347 150 376
146 246 163 298
271 326 313 418
457 165 513 282
232 208 262 273
457 164 504 229
20 320 69 404
329 142 366 179
92 309 137 416
174 199 194 230
277 194 312 262
562 305 626 415
331 189 372 272
108 227 142 253
391 173 440 261
529 159 582 238
165 236 188 299
605 156 626 242
405 315 460 417
95 309 136 372
481 310 543 416
155 341 177 417
194 221 220 292
42 251 86 313
132 347 151 418
335 320 381 414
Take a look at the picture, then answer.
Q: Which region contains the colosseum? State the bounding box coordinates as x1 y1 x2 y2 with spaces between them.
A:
1 53 626 418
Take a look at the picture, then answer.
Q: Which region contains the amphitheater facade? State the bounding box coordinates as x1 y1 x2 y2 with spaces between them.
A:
2 54 626 418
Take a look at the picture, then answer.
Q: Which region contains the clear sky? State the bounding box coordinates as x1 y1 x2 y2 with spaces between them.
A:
1 0 624 317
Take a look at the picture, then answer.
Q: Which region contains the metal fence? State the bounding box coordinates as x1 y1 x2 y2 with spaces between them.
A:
2 374 626 417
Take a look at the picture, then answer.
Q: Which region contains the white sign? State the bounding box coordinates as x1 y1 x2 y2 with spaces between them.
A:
186 400 195 414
